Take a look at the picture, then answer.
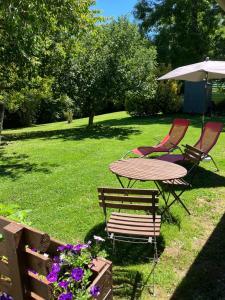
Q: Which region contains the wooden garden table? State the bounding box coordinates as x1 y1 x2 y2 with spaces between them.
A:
109 158 187 188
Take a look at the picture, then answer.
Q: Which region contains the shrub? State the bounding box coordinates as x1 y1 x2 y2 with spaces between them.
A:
155 80 182 114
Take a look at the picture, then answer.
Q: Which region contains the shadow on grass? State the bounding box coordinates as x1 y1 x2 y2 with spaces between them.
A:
96 113 225 131
0 148 56 180
84 222 165 266
113 268 143 300
160 208 181 229
170 212 225 300
4 124 140 142
192 166 225 189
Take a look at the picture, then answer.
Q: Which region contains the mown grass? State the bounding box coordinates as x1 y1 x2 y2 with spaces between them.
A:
1 111 225 299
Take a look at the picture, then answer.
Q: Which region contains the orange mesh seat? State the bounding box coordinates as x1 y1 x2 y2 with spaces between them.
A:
157 122 223 171
123 119 190 158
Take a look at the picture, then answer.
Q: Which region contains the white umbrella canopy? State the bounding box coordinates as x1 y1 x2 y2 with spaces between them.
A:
158 60 225 82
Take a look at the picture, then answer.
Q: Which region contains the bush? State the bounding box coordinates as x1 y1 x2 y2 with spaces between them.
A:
155 80 182 114
125 91 159 116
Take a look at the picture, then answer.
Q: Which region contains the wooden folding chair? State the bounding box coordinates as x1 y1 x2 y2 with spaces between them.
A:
98 187 161 295
156 145 204 215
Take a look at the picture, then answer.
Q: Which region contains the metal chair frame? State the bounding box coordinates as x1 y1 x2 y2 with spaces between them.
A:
98 187 161 296
157 145 204 215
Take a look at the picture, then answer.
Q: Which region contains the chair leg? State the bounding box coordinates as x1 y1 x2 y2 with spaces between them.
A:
208 155 219 172
112 238 116 254
170 190 191 215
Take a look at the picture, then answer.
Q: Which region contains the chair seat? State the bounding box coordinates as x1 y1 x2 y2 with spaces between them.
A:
132 146 169 156
156 154 184 163
106 212 161 237
162 178 190 186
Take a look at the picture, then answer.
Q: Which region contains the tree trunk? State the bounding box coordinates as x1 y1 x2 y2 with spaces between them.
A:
88 112 95 127
0 101 5 143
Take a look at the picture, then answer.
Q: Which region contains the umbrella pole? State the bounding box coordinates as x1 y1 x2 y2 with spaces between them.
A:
202 71 209 131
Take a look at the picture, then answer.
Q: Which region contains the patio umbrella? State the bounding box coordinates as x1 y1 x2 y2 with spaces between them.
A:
158 59 225 126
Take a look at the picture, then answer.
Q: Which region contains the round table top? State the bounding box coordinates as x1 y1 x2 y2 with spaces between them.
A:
109 158 187 181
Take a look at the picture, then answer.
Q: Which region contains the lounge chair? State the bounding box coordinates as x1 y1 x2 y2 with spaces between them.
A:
122 118 190 158
157 122 223 171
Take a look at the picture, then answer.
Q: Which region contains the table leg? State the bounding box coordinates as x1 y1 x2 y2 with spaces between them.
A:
116 175 137 188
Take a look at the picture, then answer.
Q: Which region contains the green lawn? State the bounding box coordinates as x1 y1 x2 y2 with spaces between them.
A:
1 111 225 299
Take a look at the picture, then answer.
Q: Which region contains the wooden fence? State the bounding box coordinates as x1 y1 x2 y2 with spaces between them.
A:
0 216 112 300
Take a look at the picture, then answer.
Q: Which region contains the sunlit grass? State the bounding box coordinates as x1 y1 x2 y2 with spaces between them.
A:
1 111 225 299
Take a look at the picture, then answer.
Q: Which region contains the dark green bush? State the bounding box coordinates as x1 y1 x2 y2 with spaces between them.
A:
155 80 182 114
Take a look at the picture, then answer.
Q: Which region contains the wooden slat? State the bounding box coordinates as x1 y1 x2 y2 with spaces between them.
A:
98 194 158 203
4 222 26 300
111 214 161 223
162 178 189 186
98 187 159 195
111 212 161 219
0 239 8 257
107 223 160 231
89 263 112 300
109 219 160 227
0 278 11 295
0 217 50 252
91 258 112 273
99 202 155 211
28 271 52 300
25 248 52 276
0 259 10 277
107 227 160 236
27 291 45 300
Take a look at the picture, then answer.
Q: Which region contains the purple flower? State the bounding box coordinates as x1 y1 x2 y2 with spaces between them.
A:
73 243 89 253
57 245 66 251
53 256 61 263
65 244 74 251
46 271 58 283
58 280 69 289
71 267 84 282
90 286 101 298
51 263 60 273
31 248 37 252
58 291 73 300
0 293 13 300
57 244 73 252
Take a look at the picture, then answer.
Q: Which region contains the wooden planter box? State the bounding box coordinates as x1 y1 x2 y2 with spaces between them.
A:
0 217 112 300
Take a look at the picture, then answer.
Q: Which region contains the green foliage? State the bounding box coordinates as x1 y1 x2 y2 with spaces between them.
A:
59 18 157 124
0 0 101 126
156 80 182 114
0 203 31 225
134 0 225 67
125 46 158 116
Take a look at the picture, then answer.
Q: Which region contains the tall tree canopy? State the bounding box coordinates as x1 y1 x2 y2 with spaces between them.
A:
59 18 157 126
0 0 100 125
134 0 225 67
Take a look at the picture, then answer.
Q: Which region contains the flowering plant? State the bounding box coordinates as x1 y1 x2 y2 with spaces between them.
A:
47 236 105 300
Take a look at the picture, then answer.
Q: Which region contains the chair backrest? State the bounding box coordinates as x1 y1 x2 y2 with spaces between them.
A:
98 187 159 216
183 144 204 166
160 119 190 149
194 122 223 154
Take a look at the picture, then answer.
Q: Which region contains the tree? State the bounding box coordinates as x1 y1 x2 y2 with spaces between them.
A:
59 18 157 125
0 0 100 126
134 0 225 67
